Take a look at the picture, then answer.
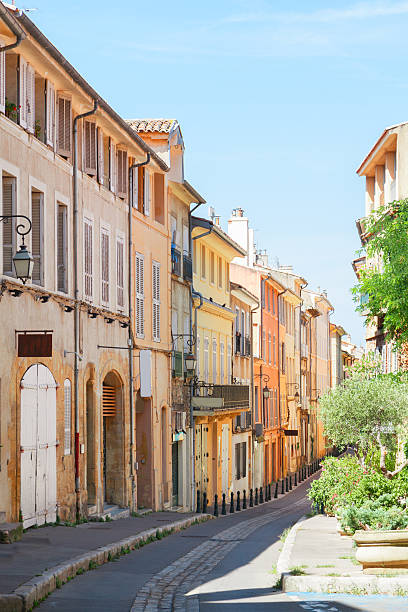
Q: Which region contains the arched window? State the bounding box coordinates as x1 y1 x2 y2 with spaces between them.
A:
64 379 72 455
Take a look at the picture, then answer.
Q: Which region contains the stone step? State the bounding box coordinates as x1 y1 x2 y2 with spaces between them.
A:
0 522 23 544
101 504 130 521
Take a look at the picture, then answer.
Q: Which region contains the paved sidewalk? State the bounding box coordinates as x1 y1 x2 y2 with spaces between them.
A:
0 511 195 594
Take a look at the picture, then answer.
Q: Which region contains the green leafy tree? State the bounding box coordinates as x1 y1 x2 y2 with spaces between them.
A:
353 198 408 349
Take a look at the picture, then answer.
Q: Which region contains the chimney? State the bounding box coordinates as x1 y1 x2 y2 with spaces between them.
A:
214 216 220 226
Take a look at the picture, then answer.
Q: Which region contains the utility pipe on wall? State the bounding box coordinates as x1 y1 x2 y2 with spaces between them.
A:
73 99 98 520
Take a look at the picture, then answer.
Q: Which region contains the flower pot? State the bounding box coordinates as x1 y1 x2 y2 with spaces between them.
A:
353 529 408 574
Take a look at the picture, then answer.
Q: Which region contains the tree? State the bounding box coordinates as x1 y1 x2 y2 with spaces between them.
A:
353 198 408 349
319 356 408 478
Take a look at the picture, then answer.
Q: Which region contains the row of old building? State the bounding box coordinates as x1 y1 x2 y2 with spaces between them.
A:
0 4 360 530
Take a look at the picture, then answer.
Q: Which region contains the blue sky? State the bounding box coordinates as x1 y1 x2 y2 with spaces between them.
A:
24 0 408 345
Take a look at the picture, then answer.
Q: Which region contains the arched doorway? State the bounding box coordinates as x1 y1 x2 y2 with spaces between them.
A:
20 364 57 527
102 372 124 505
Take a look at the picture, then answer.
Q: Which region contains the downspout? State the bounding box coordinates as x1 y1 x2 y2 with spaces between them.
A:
73 99 98 521
299 282 307 465
128 153 150 511
250 300 260 491
276 288 288 479
191 288 203 510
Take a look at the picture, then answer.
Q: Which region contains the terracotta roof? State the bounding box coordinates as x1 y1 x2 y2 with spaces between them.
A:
126 119 178 134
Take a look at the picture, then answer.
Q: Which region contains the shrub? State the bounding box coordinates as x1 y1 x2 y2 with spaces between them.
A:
338 496 408 534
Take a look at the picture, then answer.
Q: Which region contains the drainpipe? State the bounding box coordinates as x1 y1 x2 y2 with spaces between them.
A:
276 288 288 479
128 153 150 511
250 300 260 490
73 99 98 521
191 288 203 510
299 283 307 464
0 5 26 53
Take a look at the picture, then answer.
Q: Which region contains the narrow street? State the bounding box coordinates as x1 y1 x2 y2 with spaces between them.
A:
37 480 408 612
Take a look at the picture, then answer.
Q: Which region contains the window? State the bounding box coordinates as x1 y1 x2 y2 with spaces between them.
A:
254 387 259 422
83 217 93 300
2 176 16 276
183 225 189 255
100 228 110 305
267 286 270 311
46 80 55 147
19 58 35 133
135 253 144 337
220 341 225 383
227 341 231 383
116 149 127 198
137 168 150 215
196 335 200 379
262 330 266 360
116 236 124 309
204 337 209 382
0 40 5 114
152 261 160 342
103 135 110 188
273 335 276 366
218 256 222 288
225 261 230 292
31 190 44 286
201 244 206 278
154 172 165 224
281 342 286 373
272 289 275 315
210 251 215 284
235 442 247 480
170 216 177 245
64 379 71 455
57 203 68 293
268 333 271 364
57 96 71 157
212 338 217 384
83 119 97 176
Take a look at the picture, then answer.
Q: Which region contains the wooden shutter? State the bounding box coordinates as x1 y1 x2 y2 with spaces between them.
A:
97 128 104 184
101 229 109 305
57 204 68 293
46 80 55 147
83 120 97 175
204 337 209 383
64 379 71 455
241 442 247 478
116 149 127 198
83 218 93 300
131 166 138 207
109 139 116 193
116 237 124 308
152 261 160 342
227 341 231 383
220 341 225 383
31 191 43 285
19 56 27 128
26 65 35 133
144 169 150 216
135 253 144 337
57 96 71 157
2 177 16 276
102 384 116 417
235 444 240 480
0 40 5 113
212 339 217 384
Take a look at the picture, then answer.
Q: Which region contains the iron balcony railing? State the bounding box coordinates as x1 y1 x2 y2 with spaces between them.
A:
183 253 193 282
171 244 181 276
193 382 250 410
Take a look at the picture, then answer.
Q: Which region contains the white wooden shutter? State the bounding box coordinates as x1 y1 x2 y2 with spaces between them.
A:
116 236 124 309
204 337 209 383
132 166 138 207
97 128 104 184
116 149 127 198
57 96 71 157
64 379 71 455
83 120 97 175
144 169 150 216
227 341 231 383
26 65 35 133
46 81 55 147
220 341 225 383
19 56 27 128
0 40 5 113
109 140 116 193
212 338 217 384
135 253 144 338
196 335 200 379
57 204 68 293
101 229 109 305
83 218 93 300
152 261 160 342
31 192 43 286
2 177 16 275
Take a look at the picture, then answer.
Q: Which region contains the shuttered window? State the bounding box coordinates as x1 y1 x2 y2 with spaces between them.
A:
131 165 138 208
152 261 160 342
218 256 222 288
220 341 225 383
204 337 209 383
26 64 35 134
19 56 27 128
102 383 116 417
116 236 124 309
57 203 68 293
153 172 164 224
144 169 150 216
46 80 55 147
0 39 5 114
235 444 241 480
2 176 16 276
227 341 231 383
83 120 97 175
64 379 71 455
201 245 206 278
212 339 217 384
135 253 144 338
57 96 71 157
109 139 116 192
196 335 200 379
97 128 104 184
101 228 110 305
31 191 44 286
241 442 247 478
83 217 93 300
116 149 127 198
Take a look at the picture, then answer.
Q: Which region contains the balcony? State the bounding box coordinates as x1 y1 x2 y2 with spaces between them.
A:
192 383 249 414
171 244 181 276
183 253 193 282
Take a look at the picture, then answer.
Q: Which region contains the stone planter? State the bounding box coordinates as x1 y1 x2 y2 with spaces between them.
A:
354 529 408 574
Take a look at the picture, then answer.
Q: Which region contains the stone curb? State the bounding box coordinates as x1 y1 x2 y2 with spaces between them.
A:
4 514 211 611
282 574 408 596
276 514 307 576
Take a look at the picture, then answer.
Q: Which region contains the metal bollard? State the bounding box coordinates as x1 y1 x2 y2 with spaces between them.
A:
285 477 289 492
243 489 247 510
230 492 234 513
202 491 208 513
214 494 218 517
255 487 259 505
294 472 297 486
274 482 279 498
236 491 241 511
249 488 253 507
268 483 271 501
289 475 292 490
196 490 201 514
221 493 226 515
260 486 264 503
281 479 285 494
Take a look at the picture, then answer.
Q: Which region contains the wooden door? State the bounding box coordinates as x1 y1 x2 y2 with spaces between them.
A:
221 424 229 494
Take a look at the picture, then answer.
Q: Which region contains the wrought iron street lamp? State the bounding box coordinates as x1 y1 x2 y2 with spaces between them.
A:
0 215 33 283
254 372 271 399
287 382 300 402
184 352 196 372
